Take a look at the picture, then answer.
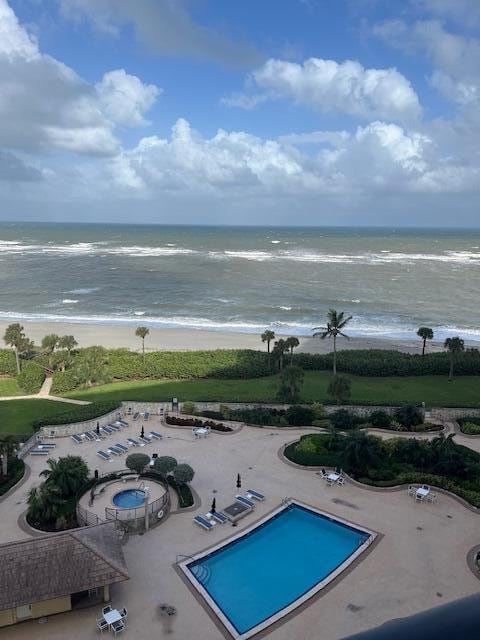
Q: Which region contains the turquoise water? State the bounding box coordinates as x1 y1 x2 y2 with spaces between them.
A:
112 489 145 508
1 222 480 340
188 505 369 635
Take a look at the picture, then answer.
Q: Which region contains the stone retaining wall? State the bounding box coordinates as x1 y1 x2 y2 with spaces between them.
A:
40 407 125 438
430 407 480 420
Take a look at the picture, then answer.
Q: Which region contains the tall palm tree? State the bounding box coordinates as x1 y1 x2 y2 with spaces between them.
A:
3 323 26 374
277 365 304 402
444 336 464 381
135 326 150 362
313 309 352 376
40 456 89 497
41 334 60 368
272 339 288 370
417 327 434 356
284 336 300 365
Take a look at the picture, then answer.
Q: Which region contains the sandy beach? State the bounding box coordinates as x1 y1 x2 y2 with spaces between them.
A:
0 320 453 355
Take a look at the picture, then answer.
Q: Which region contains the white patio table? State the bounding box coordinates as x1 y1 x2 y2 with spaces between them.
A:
416 487 430 500
104 609 122 627
327 473 340 484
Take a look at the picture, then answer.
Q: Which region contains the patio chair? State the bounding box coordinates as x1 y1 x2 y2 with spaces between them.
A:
97 451 111 461
139 436 152 445
337 477 346 486
101 605 112 616
194 515 215 530
407 485 416 496
119 419 129 427
115 443 129 453
235 495 255 508
119 607 128 619
96 617 108 633
415 493 424 502
107 447 121 456
112 620 125 636
246 489 265 501
133 412 140 421
144 412 150 421
83 432 95 441
426 492 437 503
209 511 228 524
127 438 141 447
71 434 83 444
149 431 163 440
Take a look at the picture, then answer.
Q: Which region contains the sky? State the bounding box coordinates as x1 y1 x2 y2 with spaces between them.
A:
1 0 480 226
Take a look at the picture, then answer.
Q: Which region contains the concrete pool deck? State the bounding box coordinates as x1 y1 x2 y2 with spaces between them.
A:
1 417 480 639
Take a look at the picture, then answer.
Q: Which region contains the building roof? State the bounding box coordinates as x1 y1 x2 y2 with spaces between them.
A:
0 522 129 611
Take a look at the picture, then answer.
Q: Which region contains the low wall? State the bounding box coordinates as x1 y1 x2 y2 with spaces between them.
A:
430 407 480 420
189 402 413 418
40 407 125 439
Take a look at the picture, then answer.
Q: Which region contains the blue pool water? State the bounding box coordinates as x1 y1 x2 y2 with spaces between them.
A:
188 505 370 635
112 489 146 508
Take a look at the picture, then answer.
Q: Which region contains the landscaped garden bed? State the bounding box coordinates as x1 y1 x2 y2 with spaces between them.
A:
0 458 25 497
457 417 480 435
166 415 233 432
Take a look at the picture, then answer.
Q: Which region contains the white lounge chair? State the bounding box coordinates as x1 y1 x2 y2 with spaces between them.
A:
97 450 111 461
246 489 265 501
149 431 162 440
235 495 255 508
71 434 83 444
194 515 215 530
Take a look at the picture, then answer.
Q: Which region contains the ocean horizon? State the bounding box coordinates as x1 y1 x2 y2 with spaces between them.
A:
0 221 479 342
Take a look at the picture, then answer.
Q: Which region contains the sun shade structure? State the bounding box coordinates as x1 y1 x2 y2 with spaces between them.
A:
0 521 128 627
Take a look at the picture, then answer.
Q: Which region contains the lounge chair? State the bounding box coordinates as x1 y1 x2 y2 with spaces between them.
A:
71 434 83 444
194 515 215 530
101 426 113 435
119 419 129 427
109 424 120 431
235 495 255 508
149 431 162 440
144 412 150 421
115 443 129 453
246 489 265 501
112 620 125 636
209 511 228 524
97 450 111 461
37 443 56 448
127 438 141 447
133 412 140 421
30 449 49 456
107 447 121 456
83 432 95 441
139 436 151 445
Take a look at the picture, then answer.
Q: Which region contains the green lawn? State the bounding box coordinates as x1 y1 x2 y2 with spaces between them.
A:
0 378 23 397
65 371 480 407
0 400 79 436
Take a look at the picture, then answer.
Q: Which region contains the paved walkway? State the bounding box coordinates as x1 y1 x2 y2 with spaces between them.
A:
0 376 90 405
2 417 479 640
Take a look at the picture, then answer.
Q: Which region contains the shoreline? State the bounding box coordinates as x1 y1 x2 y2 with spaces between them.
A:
0 320 460 355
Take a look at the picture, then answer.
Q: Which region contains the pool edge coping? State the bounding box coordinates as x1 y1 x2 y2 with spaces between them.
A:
176 498 379 640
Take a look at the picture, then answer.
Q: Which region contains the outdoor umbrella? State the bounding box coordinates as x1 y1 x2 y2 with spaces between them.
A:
236 473 242 489
211 498 216 513
140 426 144 438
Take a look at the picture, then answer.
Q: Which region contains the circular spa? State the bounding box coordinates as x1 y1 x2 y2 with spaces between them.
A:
77 474 170 534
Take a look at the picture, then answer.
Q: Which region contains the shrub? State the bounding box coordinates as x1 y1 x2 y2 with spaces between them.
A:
51 369 80 394
0 458 25 496
277 365 304 402
312 403 327 419
369 410 392 429
172 463 195 485
31 401 121 431
17 363 45 394
165 415 233 432
0 349 18 376
460 422 480 435
395 404 423 428
286 405 314 426
182 401 196 415
200 410 224 420
126 453 151 474
330 409 360 430
327 375 351 404
153 456 178 477
166 476 194 508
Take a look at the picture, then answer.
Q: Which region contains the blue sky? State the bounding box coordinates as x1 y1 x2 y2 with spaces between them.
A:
1 0 480 225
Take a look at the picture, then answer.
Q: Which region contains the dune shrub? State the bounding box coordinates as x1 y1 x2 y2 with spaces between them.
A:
17 363 45 394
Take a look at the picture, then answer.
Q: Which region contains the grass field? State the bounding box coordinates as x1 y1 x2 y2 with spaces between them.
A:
0 400 80 436
65 371 480 407
0 378 23 397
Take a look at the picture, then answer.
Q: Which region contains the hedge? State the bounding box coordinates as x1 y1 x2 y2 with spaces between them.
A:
166 475 194 508
17 363 45 394
0 458 25 496
31 400 121 430
0 350 17 376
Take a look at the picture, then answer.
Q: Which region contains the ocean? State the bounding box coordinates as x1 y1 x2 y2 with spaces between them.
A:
0 222 479 342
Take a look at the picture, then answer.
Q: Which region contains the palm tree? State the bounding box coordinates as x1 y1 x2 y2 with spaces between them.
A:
327 375 351 405
3 323 26 374
284 336 300 365
41 334 60 368
277 365 304 402
272 339 288 371
0 435 17 476
27 484 64 524
417 327 434 356
74 347 109 387
444 336 464 381
40 456 89 497
313 309 352 376
135 326 150 362
261 330 275 353
339 431 382 476
58 335 78 355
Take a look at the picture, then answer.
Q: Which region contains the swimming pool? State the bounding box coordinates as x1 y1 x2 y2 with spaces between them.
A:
182 502 375 639
112 489 146 508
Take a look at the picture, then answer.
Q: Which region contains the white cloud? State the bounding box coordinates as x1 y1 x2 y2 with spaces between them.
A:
96 69 160 127
0 0 160 155
58 0 260 67
224 57 421 124
417 0 480 29
374 19 480 105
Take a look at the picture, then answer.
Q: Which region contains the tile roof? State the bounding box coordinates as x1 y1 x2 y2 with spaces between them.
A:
0 522 129 611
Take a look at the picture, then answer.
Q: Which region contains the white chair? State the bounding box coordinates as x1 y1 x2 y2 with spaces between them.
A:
101 605 112 616
337 477 345 486
112 620 125 636
119 607 128 619
96 617 108 633
426 493 437 503
415 493 424 502
407 485 416 496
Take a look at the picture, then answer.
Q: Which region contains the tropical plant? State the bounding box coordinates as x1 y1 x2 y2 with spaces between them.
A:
329 409 359 430
73 346 110 387
369 410 392 429
417 327 434 356
41 334 60 364
395 404 423 429
126 453 150 474
339 431 383 475
39 456 89 496
135 327 150 362
51 350 73 372
272 338 288 370
313 309 352 375
285 405 314 426
444 336 465 380
58 335 78 354
327 375 352 404
172 463 195 485
277 365 304 402
3 323 28 374
153 456 178 478
27 484 64 524
261 330 275 354
284 336 300 364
